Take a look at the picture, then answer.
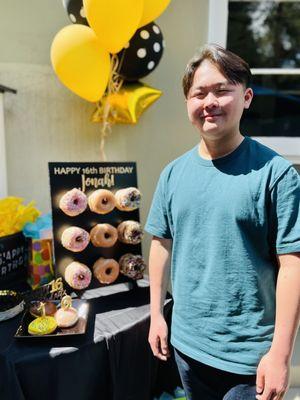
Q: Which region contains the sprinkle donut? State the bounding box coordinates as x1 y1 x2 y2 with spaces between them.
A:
93 257 120 284
59 188 87 216
64 261 92 290
115 187 141 211
119 253 146 280
90 224 118 248
88 189 116 214
61 227 90 252
117 220 143 244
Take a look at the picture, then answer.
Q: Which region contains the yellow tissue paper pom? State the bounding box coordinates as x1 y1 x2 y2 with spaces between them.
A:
0 197 40 237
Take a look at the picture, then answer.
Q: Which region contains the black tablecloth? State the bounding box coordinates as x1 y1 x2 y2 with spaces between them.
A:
0 280 180 400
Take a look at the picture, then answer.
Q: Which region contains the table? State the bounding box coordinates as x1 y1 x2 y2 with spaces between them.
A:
0 280 180 400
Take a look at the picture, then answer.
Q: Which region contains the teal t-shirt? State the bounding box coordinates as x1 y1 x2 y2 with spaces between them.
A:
145 136 300 375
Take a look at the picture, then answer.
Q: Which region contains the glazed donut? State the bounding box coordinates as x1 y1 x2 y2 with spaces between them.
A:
59 188 87 216
61 227 90 252
115 187 141 211
117 221 143 245
90 224 118 248
88 189 116 214
64 261 92 290
119 253 146 280
93 258 120 285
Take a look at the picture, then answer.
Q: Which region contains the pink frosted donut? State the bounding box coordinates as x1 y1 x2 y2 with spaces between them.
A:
55 307 78 328
59 188 87 217
61 227 90 252
64 261 92 290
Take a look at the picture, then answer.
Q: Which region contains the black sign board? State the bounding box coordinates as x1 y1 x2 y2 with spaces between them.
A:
48 162 142 290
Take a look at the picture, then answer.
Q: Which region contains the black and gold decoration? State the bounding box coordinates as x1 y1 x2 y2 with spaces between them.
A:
48 162 145 293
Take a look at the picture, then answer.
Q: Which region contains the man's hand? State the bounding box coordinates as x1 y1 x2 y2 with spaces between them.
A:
148 314 170 361
255 350 290 400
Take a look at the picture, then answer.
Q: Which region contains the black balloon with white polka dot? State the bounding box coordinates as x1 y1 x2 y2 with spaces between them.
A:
62 0 88 25
117 22 165 81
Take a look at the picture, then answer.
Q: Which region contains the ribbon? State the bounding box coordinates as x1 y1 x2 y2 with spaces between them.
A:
98 53 124 161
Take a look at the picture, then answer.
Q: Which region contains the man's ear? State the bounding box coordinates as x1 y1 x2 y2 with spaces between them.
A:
244 87 253 109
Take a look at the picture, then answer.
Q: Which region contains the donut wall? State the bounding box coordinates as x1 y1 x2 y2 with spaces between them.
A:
48 162 146 292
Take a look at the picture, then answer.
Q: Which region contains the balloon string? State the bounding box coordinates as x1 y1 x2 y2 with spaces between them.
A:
99 54 124 161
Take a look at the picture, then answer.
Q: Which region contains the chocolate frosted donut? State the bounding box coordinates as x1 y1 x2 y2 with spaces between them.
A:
88 189 116 214
117 221 143 244
93 257 120 284
29 301 57 318
115 187 141 211
64 261 92 290
61 227 90 252
119 253 146 280
59 188 87 216
90 224 118 248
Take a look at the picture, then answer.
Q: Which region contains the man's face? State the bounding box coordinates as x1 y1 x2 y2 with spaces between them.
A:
186 60 253 140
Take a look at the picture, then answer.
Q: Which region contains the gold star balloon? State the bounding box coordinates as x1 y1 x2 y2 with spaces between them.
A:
92 82 162 125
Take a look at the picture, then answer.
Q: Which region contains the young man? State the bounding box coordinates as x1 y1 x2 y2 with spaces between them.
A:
145 44 300 400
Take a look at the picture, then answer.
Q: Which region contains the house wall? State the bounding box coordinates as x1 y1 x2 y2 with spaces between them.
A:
0 0 299 389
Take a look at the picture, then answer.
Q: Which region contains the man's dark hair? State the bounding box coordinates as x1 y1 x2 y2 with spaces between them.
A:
182 44 252 98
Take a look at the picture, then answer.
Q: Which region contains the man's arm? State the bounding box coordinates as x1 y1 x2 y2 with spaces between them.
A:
148 236 172 361
256 253 300 400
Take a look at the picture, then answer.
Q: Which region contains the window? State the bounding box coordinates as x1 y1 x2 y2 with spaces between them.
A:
208 0 300 159
228 1 300 69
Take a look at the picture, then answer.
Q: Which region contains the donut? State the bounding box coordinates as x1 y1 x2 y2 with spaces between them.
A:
64 262 92 290
61 227 90 252
29 301 57 318
55 308 78 328
119 253 146 280
90 224 118 248
115 187 141 211
55 295 78 328
28 316 57 335
59 188 87 216
117 221 143 244
88 189 116 214
93 258 120 285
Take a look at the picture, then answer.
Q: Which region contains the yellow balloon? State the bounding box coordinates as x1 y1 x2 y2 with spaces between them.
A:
51 25 110 102
92 82 162 124
139 0 171 27
83 0 144 54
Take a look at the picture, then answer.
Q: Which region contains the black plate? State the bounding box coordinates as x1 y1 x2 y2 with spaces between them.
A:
14 299 89 338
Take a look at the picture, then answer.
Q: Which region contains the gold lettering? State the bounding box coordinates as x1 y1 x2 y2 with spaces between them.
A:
81 173 115 189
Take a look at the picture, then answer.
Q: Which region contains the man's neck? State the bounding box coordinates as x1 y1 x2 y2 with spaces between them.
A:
198 132 245 160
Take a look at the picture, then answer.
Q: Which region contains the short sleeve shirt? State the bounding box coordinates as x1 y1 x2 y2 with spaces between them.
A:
145 136 300 374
